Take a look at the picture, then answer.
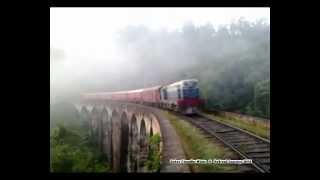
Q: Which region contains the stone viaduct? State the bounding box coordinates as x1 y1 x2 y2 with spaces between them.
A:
72 100 190 173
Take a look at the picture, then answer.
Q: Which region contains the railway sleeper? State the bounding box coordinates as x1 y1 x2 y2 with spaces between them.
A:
219 131 249 137
227 139 257 144
245 144 270 150
195 122 218 127
254 163 270 172
232 137 266 144
237 164 258 173
214 129 236 133
204 125 232 132
225 139 254 146
260 165 270 172
246 152 270 158
245 148 270 154
222 135 254 141
195 120 230 129
253 157 270 164
232 141 260 146
207 124 228 130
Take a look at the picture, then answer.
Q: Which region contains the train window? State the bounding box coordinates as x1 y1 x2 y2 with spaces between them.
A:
163 88 168 100
177 85 181 99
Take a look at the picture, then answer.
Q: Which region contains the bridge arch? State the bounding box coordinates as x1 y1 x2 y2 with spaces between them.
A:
101 107 111 161
149 120 153 137
91 106 100 134
139 119 147 147
142 112 153 137
80 106 90 123
147 114 161 136
120 112 129 172
129 115 139 172
138 119 148 171
111 110 121 172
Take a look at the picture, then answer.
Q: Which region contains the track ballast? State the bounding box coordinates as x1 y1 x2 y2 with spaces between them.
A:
173 112 270 173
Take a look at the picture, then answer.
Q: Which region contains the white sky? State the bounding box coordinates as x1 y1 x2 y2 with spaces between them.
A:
50 8 269 61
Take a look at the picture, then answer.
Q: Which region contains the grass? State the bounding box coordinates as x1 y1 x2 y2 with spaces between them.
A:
204 112 270 139
162 110 240 173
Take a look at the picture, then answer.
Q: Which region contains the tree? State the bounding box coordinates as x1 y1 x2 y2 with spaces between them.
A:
253 79 270 118
50 123 110 172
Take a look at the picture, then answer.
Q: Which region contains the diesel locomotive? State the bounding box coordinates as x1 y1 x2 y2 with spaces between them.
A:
82 79 203 114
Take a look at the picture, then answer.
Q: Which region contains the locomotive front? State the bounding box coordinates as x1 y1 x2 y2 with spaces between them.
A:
160 79 202 114
178 79 202 114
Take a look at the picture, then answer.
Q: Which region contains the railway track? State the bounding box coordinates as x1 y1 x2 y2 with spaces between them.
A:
173 112 270 173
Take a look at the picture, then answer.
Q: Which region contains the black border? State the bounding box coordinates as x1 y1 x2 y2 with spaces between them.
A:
49 0 272 7
46 1 276 178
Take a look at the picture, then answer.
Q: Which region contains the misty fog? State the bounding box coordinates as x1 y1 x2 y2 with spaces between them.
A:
50 8 269 117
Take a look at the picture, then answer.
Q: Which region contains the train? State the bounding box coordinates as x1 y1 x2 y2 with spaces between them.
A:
82 79 203 114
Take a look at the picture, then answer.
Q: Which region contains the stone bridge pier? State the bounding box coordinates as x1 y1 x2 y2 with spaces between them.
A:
73 100 190 173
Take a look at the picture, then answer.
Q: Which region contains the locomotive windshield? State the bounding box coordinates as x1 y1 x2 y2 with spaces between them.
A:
183 80 198 88
182 80 199 98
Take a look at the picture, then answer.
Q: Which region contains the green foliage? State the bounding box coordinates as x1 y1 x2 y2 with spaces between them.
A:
254 79 270 118
242 79 270 118
50 103 110 172
50 124 110 172
146 134 161 172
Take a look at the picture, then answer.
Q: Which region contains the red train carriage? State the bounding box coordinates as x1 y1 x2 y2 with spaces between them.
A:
140 86 161 106
111 91 128 101
126 89 143 103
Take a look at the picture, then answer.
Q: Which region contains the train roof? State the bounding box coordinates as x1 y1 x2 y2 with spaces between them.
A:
82 79 198 95
82 85 162 95
162 79 199 87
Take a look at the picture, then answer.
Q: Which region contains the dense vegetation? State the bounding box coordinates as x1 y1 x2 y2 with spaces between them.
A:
50 103 110 172
146 133 161 172
115 19 270 118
